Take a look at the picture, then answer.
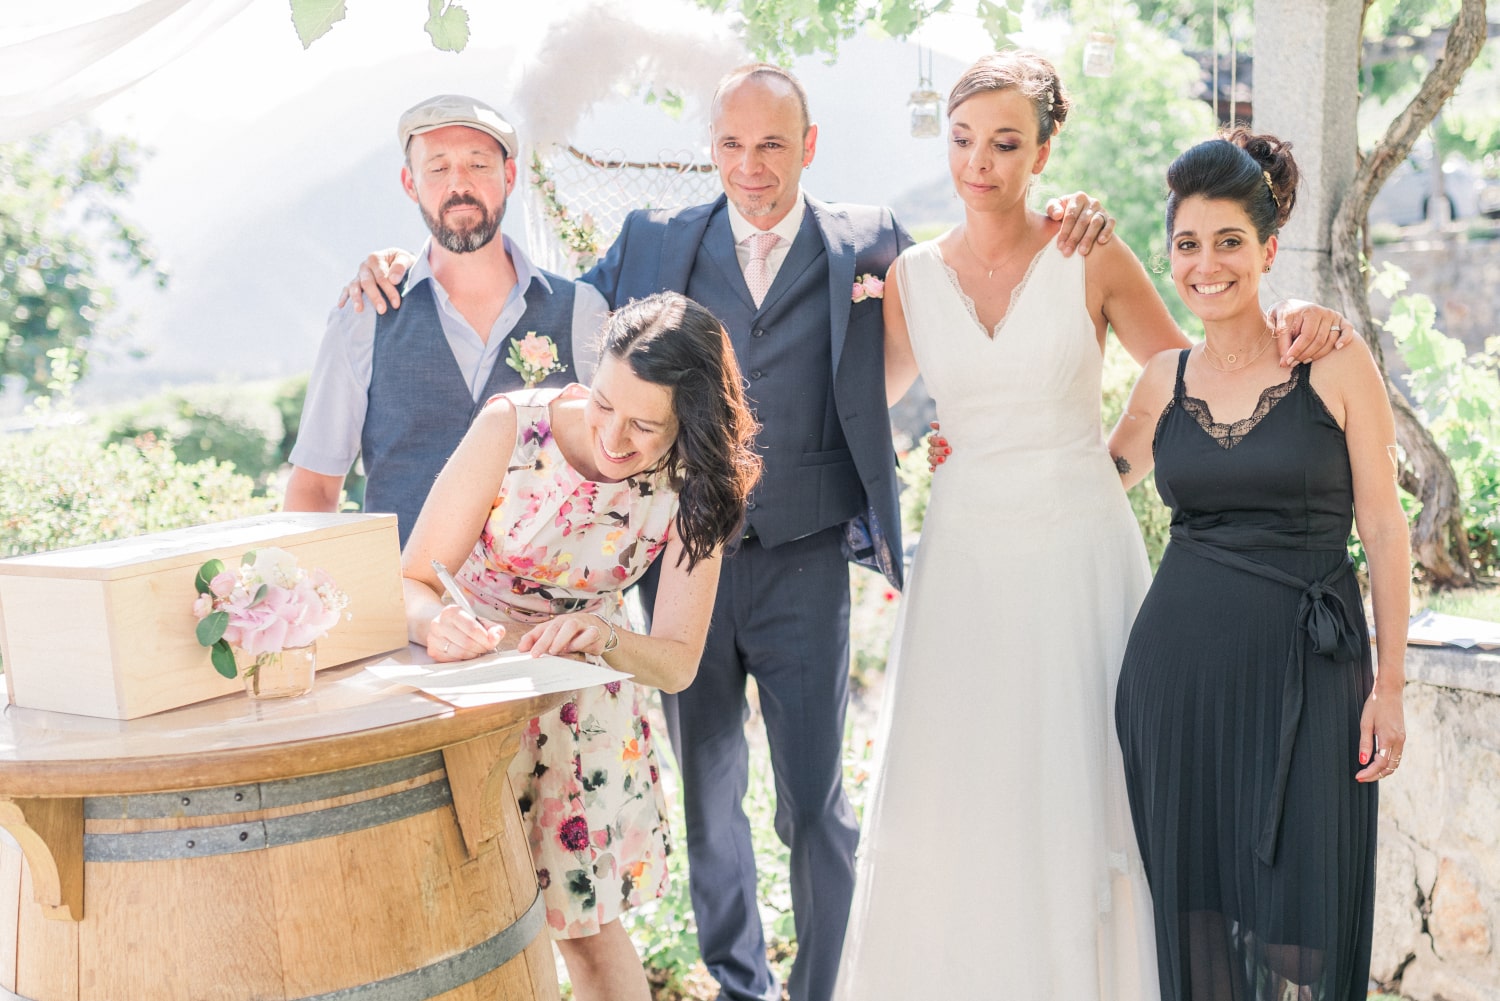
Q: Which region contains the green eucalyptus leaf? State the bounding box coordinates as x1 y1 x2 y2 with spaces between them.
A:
196 610 229 646
211 640 239 679
195 558 225 595
289 0 347 49
251 583 268 606
425 2 470 52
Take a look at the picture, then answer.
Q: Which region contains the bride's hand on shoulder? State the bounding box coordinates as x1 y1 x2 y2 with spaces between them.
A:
1267 300 1356 366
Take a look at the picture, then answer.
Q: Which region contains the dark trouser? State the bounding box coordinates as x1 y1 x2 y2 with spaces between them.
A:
653 527 857 1001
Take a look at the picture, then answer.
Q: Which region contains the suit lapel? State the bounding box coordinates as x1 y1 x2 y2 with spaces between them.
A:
756 207 822 316
660 196 723 294
807 197 857 374
699 207 752 309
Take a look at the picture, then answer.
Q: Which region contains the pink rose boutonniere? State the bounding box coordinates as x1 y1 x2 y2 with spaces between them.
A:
852 273 885 303
507 331 568 388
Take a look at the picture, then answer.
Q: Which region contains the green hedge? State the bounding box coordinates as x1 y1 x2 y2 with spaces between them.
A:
0 424 268 559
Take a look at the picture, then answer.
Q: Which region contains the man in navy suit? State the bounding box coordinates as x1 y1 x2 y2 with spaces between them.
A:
583 63 908 1001
585 64 1111 1001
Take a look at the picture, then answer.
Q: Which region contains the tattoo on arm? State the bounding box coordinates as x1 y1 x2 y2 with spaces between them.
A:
1113 454 1132 476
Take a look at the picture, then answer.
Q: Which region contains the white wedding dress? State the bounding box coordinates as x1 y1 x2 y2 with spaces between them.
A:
833 240 1160 1000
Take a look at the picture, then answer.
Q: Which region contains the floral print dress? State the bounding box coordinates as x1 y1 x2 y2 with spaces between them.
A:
455 386 677 939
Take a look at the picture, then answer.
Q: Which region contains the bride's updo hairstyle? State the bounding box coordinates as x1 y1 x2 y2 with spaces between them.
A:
1166 127 1300 243
947 50 1070 145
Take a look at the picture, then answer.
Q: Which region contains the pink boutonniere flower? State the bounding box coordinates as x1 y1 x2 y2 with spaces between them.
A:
852 273 885 303
507 331 569 388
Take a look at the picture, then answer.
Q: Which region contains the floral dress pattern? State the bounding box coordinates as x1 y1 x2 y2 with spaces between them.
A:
455 386 677 938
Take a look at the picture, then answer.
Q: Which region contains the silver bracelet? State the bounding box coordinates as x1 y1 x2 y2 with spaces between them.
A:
589 611 620 654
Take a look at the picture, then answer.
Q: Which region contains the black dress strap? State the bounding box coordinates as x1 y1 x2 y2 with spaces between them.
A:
1173 348 1191 400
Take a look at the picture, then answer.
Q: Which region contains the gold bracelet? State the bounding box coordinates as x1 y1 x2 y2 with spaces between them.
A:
589 611 619 654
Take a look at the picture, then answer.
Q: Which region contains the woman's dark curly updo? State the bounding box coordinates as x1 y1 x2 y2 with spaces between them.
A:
1166 127 1300 242
598 292 761 570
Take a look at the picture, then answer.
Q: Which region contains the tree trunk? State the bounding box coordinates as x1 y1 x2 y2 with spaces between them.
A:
1330 0 1488 586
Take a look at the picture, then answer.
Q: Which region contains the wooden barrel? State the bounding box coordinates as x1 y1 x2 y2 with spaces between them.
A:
0 750 559 1001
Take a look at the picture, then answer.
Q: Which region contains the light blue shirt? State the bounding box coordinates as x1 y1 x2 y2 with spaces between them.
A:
290 236 609 477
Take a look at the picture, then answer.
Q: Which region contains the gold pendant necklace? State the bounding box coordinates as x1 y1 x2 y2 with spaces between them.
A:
1203 328 1274 372
962 226 1023 279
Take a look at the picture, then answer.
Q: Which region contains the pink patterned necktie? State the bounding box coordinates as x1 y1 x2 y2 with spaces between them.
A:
743 231 780 307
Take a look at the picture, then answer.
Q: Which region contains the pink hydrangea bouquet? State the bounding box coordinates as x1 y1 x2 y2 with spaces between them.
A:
192 547 349 679
506 331 568 388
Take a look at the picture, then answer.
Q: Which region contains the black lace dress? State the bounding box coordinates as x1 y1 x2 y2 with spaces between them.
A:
1116 352 1377 1001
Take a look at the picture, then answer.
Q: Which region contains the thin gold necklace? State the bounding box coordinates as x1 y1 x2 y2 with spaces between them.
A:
961 226 1025 279
1202 327 1274 372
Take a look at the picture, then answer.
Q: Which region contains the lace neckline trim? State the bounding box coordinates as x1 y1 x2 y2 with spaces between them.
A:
935 241 1050 340
1178 364 1303 450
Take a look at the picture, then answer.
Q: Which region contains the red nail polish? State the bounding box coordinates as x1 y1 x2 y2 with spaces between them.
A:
1359 752 1368 765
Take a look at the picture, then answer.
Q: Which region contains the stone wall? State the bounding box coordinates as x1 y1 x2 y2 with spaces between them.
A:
1370 229 1500 383
1371 645 1500 1000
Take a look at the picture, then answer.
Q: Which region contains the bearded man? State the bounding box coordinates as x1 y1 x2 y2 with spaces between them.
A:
284 94 606 546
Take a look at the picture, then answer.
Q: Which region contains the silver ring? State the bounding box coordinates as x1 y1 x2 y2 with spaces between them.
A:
443 640 452 655
1378 747 1389 757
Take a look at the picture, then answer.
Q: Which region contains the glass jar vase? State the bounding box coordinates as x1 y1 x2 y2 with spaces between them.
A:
242 644 316 699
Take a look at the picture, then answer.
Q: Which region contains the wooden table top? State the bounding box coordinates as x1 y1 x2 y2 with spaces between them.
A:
0 654 567 798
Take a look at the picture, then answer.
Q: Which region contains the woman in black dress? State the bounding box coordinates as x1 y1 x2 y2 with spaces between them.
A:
1108 130 1410 1001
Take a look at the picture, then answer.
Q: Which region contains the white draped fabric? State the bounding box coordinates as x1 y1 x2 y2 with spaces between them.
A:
0 0 254 141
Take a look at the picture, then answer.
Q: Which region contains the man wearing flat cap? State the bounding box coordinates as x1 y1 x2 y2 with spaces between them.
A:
285 94 607 546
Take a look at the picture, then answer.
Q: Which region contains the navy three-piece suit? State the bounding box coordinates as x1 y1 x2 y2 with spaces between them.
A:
585 193 910 1001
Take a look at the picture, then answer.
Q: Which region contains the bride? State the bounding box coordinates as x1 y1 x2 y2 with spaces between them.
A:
832 51 1347 1000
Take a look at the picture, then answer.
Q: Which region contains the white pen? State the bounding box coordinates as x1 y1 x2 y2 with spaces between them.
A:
430 559 477 615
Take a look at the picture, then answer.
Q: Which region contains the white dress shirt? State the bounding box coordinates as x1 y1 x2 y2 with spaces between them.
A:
725 189 808 287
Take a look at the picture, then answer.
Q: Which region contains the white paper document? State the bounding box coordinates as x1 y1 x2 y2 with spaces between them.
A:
363 644 632 707
1406 609 1500 650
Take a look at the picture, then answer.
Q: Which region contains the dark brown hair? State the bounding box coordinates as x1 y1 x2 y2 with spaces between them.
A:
947 50 1069 145
599 293 761 569
1166 127 1299 241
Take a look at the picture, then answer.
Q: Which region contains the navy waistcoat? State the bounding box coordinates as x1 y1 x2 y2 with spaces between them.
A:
362 275 576 547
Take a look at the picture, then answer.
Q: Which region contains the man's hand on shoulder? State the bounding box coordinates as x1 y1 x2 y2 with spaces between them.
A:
1045 192 1115 257
337 248 416 315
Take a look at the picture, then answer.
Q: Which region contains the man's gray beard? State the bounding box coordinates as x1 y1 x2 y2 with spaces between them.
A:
422 198 505 253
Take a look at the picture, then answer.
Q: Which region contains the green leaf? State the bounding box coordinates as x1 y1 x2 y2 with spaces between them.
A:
196 610 229 647
211 640 239 679
976 0 1023 47
424 1 470 53
288 0 347 50
195 558 225 595
251 583 269 606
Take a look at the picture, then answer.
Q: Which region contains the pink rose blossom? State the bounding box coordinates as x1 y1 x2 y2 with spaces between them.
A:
517 333 557 369
852 273 885 302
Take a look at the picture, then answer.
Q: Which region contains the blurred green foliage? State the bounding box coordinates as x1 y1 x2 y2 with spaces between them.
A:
0 126 166 392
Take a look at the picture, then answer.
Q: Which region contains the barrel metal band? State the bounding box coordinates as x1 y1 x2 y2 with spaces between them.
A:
85 751 446 820
0 889 546 1001
297 890 547 1001
84 780 453 862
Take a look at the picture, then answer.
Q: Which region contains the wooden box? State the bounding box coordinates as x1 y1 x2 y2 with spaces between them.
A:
0 513 407 719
